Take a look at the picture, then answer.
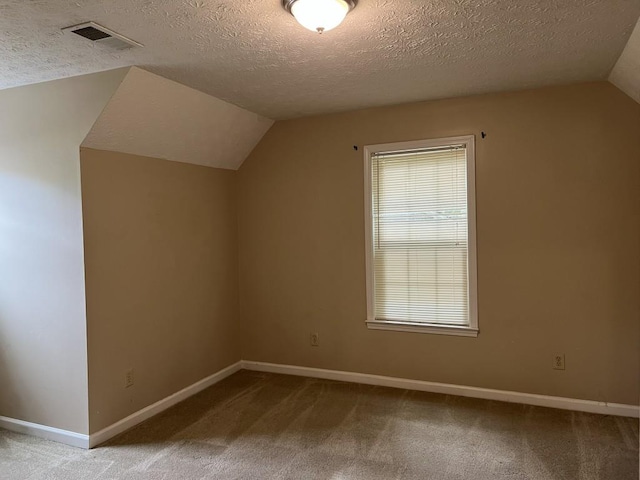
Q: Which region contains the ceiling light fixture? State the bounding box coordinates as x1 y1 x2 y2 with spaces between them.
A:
282 0 357 34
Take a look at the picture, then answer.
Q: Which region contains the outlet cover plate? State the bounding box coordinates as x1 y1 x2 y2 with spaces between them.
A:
553 354 565 370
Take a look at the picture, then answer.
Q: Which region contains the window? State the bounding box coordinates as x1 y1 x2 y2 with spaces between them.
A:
364 136 478 337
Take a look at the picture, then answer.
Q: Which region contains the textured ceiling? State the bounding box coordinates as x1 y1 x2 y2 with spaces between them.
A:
1 0 639 119
609 17 640 103
83 67 273 170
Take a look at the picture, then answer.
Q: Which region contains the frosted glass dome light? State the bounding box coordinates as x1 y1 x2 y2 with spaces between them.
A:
283 0 357 34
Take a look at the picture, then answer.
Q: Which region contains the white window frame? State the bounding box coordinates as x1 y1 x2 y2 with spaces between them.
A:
364 135 478 337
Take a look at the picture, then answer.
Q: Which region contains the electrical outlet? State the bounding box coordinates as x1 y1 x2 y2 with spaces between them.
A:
310 333 319 347
125 368 135 388
553 354 565 370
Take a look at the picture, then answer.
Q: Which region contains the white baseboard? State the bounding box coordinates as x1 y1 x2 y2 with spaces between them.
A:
0 416 90 449
4 359 637 450
89 361 242 448
240 361 640 418
0 361 243 449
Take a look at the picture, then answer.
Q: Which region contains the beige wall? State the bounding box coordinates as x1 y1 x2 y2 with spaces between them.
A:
237 82 640 405
3 76 637 441
0 70 126 434
81 148 241 433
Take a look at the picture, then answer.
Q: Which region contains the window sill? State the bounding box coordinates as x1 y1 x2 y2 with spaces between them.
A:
366 320 478 337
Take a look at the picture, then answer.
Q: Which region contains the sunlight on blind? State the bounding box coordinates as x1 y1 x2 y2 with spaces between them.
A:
372 146 469 325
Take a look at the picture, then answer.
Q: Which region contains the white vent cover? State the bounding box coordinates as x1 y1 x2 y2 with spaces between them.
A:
62 22 143 50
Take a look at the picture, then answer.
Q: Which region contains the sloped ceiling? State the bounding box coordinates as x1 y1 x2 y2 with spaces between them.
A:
83 67 273 170
1 0 639 119
609 17 640 104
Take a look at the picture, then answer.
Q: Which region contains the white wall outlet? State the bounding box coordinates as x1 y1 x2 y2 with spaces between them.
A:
125 368 135 388
553 354 565 370
310 333 319 347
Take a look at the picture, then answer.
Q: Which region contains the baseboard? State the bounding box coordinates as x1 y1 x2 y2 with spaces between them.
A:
5 359 636 450
89 361 242 448
240 361 640 418
0 416 89 449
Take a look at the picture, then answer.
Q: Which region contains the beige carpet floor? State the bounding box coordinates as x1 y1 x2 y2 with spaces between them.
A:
1 370 638 479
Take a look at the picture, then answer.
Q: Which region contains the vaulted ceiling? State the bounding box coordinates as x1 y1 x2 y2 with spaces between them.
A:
610 17 640 104
83 67 273 170
2 0 639 119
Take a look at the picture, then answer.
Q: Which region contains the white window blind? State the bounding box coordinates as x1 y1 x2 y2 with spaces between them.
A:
371 145 470 326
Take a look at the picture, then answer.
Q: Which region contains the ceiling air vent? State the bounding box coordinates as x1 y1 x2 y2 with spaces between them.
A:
62 22 143 50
